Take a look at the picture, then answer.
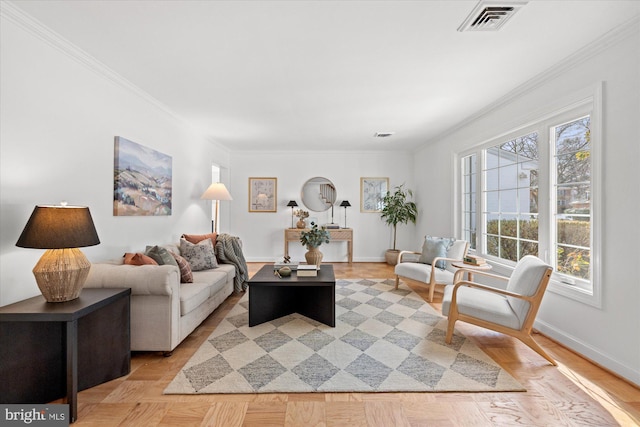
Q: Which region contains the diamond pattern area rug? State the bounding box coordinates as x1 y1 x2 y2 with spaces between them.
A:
164 279 524 394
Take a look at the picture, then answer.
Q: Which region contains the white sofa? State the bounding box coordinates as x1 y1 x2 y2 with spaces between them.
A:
84 242 235 354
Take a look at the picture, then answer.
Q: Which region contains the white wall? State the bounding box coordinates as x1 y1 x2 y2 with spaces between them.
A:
413 28 640 385
228 151 415 262
0 14 230 306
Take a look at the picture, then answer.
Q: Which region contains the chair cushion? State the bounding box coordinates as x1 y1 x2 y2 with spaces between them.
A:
506 255 551 325
395 262 455 285
442 285 522 330
446 240 468 262
419 236 454 268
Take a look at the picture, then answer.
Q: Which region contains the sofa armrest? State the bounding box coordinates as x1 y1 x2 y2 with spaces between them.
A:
85 263 180 296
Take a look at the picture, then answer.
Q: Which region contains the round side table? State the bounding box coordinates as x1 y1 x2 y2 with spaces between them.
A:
452 262 492 282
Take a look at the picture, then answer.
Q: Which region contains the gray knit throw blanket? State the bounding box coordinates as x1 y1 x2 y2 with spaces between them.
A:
215 233 248 292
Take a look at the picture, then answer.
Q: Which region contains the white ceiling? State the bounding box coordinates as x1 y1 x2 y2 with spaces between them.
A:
8 0 640 152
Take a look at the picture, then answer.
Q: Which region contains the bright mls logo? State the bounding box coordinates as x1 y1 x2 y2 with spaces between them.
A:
1 405 68 426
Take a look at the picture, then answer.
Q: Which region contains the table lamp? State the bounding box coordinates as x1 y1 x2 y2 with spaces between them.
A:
16 204 100 302
340 200 351 228
287 200 298 228
201 183 233 233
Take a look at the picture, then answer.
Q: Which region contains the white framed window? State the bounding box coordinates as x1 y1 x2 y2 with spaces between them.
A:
459 84 602 307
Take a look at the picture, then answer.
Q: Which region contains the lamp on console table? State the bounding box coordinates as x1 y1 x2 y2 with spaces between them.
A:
201 182 233 233
340 200 351 228
15 203 100 302
287 200 298 228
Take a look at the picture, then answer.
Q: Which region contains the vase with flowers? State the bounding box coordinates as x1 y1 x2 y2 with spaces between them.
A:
300 222 330 266
294 209 310 229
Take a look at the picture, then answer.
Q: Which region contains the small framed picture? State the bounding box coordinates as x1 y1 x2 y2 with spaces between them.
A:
360 177 389 212
248 177 277 212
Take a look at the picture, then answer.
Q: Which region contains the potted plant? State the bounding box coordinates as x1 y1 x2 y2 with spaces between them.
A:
300 222 330 266
380 184 418 265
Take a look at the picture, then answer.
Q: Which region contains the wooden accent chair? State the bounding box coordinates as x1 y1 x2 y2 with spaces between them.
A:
394 238 469 302
442 255 556 366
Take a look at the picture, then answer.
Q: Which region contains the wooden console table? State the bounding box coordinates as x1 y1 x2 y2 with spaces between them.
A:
0 288 131 423
285 228 353 263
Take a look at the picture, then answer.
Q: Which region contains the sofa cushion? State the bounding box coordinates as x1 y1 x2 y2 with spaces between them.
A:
179 283 212 316
169 251 193 283
182 232 218 247
145 245 179 267
123 253 158 266
419 236 454 268
191 269 230 297
180 238 218 271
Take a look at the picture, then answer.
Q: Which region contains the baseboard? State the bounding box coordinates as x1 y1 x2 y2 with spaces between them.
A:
534 319 640 387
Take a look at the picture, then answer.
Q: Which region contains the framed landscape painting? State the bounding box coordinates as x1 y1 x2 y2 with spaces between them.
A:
113 136 172 216
360 177 389 212
248 177 277 212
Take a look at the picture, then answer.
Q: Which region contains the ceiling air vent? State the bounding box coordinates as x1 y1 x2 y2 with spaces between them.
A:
374 132 395 138
458 1 528 32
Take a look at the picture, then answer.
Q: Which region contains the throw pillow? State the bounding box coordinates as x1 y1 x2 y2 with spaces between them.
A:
419 236 455 269
169 251 193 283
145 245 179 267
123 253 158 266
182 233 217 247
180 238 218 271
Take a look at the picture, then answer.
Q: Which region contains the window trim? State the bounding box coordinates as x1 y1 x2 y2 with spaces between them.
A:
457 83 602 308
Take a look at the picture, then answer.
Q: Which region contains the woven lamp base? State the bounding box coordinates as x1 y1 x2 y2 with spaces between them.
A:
32 248 91 302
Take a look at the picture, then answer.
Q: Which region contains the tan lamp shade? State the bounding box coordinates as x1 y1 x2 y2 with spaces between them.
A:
16 205 100 302
200 183 233 233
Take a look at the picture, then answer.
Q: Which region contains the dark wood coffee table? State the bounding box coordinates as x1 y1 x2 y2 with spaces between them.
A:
248 264 335 327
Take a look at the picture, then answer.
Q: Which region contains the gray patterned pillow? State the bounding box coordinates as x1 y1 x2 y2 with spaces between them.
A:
180 238 218 271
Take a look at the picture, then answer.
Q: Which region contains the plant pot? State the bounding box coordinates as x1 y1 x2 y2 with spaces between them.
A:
296 219 307 229
305 246 323 266
385 249 401 266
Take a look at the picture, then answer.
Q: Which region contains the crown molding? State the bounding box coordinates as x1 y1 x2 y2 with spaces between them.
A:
0 1 229 153
426 15 640 147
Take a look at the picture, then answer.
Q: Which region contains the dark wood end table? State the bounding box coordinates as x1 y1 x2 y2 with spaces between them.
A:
0 288 131 423
248 264 336 327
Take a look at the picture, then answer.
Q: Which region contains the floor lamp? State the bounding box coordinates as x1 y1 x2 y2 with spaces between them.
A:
201 183 233 233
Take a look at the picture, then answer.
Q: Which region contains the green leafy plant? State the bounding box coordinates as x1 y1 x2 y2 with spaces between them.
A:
300 222 330 248
380 184 418 250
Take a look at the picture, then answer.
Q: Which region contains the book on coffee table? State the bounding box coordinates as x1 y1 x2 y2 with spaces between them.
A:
296 265 318 277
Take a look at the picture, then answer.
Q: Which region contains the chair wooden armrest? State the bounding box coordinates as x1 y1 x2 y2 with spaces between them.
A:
428 257 465 282
453 268 507 284
432 256 464 268
397 250 421 264
451 280 535 302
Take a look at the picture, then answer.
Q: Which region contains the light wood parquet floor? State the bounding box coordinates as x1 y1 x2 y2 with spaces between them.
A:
67 262 640 426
